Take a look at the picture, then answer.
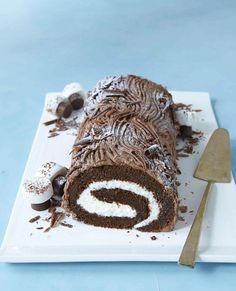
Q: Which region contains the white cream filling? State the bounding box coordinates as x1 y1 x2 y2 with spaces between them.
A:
77 180 160 229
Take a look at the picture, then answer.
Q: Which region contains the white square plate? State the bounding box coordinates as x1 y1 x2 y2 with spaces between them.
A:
1 91 236 263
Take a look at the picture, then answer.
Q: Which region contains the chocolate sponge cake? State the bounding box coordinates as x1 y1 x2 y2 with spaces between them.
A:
62 75 179 232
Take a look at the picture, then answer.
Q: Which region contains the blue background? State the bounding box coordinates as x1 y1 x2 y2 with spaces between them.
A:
1 0 236 290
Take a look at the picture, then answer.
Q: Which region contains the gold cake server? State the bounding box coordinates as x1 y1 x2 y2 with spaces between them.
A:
178 128 231 267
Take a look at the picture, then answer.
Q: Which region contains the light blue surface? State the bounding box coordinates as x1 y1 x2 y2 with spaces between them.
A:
0 0 236 290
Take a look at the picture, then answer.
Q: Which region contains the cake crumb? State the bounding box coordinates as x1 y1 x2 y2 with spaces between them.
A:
151 236 157 240
36 227 43 230
189 210 194 214
136 234 139 238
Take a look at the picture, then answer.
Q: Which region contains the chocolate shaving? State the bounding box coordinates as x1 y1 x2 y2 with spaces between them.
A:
179 206 188 213
151 236 157 240
44 227 51 233
29 215 41 223
48 206 56 214
74 136 93 146
177 153 189 158
47 116 81 137
43 212 65 232
184 145 193 154
48 132 59 138
172 103 192 110
60 222 73 228
44 216 52 222
176 180 181 186
178 216 185 221
192 130 202 135
44 118 60 126
188 137 199 144
50 212 65 228
176 148 185 153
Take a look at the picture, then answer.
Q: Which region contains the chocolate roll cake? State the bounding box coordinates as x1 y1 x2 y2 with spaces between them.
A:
62 75 179 232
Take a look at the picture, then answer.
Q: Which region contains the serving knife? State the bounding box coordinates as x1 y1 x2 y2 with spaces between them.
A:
178 128 231 267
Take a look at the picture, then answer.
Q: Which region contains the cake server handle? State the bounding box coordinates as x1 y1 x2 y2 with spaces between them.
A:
178 182 212 267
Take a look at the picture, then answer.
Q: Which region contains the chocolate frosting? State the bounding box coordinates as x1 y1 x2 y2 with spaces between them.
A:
64 75 178 194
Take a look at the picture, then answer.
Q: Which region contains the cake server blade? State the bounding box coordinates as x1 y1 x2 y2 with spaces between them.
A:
194 128 231 182
178 128 231 267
